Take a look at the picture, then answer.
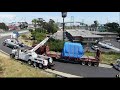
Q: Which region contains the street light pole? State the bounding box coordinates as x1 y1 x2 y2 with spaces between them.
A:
61 12 67 42
63 17 65 42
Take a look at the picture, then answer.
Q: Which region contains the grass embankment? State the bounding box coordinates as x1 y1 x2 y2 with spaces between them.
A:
18 33 34 47
85 52 120 65
0 52 55 77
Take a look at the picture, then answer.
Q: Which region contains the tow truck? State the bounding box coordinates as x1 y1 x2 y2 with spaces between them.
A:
10 36 54 69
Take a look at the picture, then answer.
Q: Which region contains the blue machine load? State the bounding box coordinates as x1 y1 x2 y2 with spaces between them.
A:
61 42 84 58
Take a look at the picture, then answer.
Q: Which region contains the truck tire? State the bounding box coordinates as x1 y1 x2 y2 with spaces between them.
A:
3 42 6 46
116 74 120 78
38 63 43 69
5 43 8 47
28 60 32 65
33 62 37 68
10 54 15 59
94 62 99 67
81 61 85 65
13 46 17 49
87 62 92 66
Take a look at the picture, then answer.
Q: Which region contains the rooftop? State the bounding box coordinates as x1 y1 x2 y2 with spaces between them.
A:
66 29 104 38
91 31 118 35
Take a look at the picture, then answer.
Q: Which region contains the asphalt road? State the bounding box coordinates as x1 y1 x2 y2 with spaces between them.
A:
0 35 120 77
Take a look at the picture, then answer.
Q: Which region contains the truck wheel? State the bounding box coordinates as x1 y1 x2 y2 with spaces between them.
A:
87 62 92 66
28 60 32 65
116 74 119 78
3 42 6 46
33 62 37 68
13 46 17 49
81 61 85 65
94 62 99 67
10 54 15 59
38 64 43 69
14 55 19 60
5 43 8 47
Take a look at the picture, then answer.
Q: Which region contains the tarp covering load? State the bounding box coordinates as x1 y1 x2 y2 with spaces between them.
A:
61 42 84 58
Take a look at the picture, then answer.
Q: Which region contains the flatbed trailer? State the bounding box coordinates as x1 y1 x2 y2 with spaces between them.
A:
46 52 100 66
36 45 101 67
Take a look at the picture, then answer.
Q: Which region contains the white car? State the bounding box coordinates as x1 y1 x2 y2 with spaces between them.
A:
3 39 24 49
91 45 99 51
106 43 114 47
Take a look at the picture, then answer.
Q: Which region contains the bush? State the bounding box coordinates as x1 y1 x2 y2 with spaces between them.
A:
0 23 8 31
47 38 64 52
21 34 27 39
31 31 46 43
29 29 33 32
35 28 47 33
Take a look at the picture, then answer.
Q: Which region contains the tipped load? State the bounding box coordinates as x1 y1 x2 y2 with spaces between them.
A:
61 42 84 58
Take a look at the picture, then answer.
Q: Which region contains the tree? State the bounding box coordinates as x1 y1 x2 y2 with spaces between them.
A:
32 19 38 30
104 22 119 32
37 18 44 28
0 23 8 31
94 20 99 31
48 19 58 34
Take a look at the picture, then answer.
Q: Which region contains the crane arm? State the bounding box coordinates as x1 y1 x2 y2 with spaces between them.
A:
30 37 49 52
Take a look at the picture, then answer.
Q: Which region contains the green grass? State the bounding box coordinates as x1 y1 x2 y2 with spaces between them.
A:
85 52 120 64
0 52 55 77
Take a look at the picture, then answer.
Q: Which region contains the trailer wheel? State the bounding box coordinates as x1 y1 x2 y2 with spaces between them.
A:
38 64 43 69
94 62 99 67
28 60 32 65
87 62 92 66
33 62 37 68
81 61 85 65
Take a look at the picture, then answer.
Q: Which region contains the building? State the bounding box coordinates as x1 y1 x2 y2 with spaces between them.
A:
66 29 104 44
91 31 118 40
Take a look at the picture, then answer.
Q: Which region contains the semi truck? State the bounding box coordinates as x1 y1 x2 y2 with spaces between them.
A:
36 42 101 67
10 36 54 69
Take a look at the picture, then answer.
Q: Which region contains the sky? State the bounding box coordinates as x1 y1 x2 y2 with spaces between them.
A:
0 12 119 25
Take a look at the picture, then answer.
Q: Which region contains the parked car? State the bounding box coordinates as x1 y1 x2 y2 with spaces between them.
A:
3 39 24 49
91 45 99 51
100 42 110 49
112 59 120 71
117 40 120 43
106 43 114 47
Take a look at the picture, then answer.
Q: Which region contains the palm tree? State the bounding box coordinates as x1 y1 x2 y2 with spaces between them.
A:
32 19 37 30
94 20 99 31
37 18 44 28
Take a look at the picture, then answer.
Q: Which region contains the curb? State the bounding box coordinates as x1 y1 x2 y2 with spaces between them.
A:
0 50 9 56
99 63 112 68
45 69 83 78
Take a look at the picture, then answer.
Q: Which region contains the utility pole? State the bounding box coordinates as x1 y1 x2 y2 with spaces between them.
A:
119 12 120 26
